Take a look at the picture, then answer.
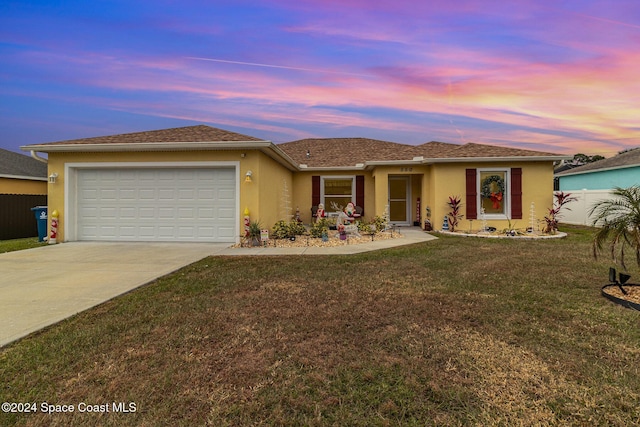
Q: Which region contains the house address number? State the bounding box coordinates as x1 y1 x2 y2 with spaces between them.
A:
400 167 413 172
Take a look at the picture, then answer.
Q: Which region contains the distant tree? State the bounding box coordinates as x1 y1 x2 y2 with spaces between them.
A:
618 147 640 155
572 153 605 165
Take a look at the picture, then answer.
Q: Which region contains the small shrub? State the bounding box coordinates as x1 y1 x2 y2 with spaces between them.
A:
447 195 464 232
272 219 307 239
543 192 577 233
288 220 307 236
371 215 387 232
310 218 330 238
248 220 262 239
357 220 376 234
271 220 290 239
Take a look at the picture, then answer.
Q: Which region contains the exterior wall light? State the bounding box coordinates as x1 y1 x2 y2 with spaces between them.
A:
48 173 58 183
245 170 253 183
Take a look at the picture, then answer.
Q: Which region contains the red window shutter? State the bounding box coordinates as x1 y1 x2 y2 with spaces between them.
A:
356 175 365 215
466 169 477 219
511 168 523 219
312 176 321 206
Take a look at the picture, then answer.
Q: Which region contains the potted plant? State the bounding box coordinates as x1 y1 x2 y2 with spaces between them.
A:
248 220 262 246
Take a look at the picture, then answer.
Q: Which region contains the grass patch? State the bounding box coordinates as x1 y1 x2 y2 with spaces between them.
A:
0 237 46 254
2 225 640 425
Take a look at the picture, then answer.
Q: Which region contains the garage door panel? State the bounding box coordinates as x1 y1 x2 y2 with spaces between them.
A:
198 207 214 219
139 189 156 200
77 168 236 242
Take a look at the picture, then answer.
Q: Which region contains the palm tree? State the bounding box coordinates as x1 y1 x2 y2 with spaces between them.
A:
589 186 640 270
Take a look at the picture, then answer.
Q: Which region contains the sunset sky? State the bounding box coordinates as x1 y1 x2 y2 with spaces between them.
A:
1 0 639 157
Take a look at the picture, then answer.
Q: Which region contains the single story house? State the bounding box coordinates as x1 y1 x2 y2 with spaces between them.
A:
556 148 640 192
21 125 568 243
554 148 640 225
0 148 47 195
0 148 48 240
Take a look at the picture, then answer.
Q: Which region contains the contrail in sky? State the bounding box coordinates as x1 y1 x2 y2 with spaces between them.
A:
186 56 374 77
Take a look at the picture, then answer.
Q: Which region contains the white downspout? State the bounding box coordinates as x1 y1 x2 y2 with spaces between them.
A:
30 150 48 163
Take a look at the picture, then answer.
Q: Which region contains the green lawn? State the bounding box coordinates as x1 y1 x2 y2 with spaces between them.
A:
0 237 46 254
2 226 640 426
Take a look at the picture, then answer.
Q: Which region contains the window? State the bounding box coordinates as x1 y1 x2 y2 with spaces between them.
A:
322 177 354 211
478 170 509 217
466 168 521 220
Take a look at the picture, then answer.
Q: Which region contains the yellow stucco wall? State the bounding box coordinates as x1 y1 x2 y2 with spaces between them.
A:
46 150 292 242
252 153 293 227
429 161 555 231
44 148 556 241
0 177 47 195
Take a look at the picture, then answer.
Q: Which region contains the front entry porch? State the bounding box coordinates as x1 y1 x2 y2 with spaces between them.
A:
388 175 423 227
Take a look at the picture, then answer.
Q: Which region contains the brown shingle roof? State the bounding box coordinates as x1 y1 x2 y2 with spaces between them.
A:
38 125 265 145
441 143 561 158
555 148 640 176
0 148 47 178
23 124 565 168
277 138 416 167
278 138 564 167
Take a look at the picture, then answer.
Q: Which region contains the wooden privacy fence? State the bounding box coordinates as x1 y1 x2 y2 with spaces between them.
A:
0 194 47 240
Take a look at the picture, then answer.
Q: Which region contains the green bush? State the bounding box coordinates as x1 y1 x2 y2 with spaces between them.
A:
289 220 306 236
357 220 376 234
371 215 388 232
271 220 307 239
271 220 290 239
310 218 330 238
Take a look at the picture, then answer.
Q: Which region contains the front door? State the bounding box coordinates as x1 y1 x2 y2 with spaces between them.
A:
388 176 410 225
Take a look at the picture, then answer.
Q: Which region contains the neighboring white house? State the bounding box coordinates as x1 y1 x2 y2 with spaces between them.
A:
555 148 640 225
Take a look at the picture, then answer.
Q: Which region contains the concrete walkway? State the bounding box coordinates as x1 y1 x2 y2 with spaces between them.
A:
0 228 436 347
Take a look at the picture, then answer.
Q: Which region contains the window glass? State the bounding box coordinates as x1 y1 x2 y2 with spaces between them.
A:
324 179 352 196
479 171 507 215
323 178 354 211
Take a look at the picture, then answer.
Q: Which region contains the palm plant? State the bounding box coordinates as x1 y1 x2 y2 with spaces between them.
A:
589 186 640 271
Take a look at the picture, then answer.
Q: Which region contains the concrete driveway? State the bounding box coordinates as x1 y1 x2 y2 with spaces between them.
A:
0 242 226 347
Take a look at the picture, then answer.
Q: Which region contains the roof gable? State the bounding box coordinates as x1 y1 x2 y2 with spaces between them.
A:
0 149 47 179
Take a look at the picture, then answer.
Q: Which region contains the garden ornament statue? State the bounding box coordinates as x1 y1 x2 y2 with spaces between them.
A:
442 216 450 231
345 202 356 218
337 210 351 226
316 203 326 220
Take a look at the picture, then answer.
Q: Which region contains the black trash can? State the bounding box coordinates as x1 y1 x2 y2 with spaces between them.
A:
31 206 48 242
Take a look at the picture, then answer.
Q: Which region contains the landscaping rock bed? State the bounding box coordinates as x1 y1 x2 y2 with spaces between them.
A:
436 230 567 239
602 284 640 311
235 230 402 248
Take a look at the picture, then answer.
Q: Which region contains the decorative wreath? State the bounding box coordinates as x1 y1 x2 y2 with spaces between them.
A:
480 175 505 199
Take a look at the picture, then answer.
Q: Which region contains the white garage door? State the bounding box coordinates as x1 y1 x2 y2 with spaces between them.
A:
76 168 236 242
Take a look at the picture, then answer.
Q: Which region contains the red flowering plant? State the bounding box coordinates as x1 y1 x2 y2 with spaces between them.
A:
447 195 464 232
